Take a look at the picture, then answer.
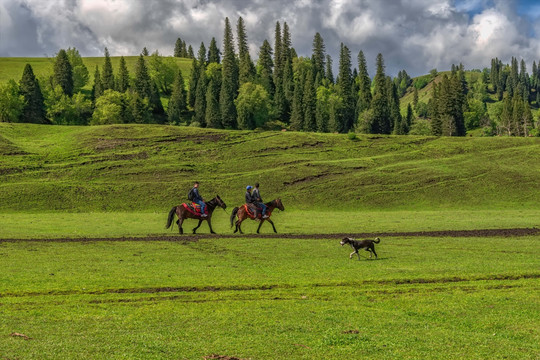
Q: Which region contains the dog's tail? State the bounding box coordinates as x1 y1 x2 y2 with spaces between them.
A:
374 237 381 243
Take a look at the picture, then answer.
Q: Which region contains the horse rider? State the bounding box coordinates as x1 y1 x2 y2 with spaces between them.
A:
252 183 268 219
188 181 207 217
245 185 258 217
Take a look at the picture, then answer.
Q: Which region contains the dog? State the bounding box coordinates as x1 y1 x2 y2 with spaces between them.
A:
340 237 380 260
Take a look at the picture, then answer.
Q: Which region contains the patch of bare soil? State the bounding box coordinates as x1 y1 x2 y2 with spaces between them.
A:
1 228 537 244
204 355 247 360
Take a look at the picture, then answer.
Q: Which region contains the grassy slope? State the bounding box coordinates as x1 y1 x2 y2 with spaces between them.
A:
0 56 192 88
1 123 539 213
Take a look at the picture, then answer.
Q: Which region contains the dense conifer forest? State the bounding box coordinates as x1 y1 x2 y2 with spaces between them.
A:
1 17 539 137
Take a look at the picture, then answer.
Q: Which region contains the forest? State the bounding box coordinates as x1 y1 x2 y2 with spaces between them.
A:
1 17 539 137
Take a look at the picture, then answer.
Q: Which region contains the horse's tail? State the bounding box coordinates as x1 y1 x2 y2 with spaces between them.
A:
165 206 177 229
374 237 381 244
230 207 239 228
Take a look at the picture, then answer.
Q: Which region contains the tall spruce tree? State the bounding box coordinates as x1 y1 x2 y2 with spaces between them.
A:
257 39 274 96
102 48 115 91
149 80 165 120
303 69 316 131
356 50 371 115
19 64 47 123
205 63 222 128
174 37 183 57
53 49 73 97
237 17 256 85
116 56 130 93
133 54 152 99
167 69 187 124
336 43 354 132
273 22 286 122
188 45 194 59
142 47 149 56
66 47 89 93
188 58 199 108
197 42 207 66
208 37 221 64
311 32 326 85
371 53 391 134
290 71 305 131
92 65 103 101
325 54 334 84
220 17 239 129
193 65 207 126
388 78 402 134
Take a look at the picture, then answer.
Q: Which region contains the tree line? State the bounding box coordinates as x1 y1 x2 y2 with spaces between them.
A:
1 17 539 137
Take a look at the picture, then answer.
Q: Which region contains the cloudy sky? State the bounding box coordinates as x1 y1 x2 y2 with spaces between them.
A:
1 0 540 76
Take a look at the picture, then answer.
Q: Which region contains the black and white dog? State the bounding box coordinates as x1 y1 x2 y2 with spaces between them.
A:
340 237 380 260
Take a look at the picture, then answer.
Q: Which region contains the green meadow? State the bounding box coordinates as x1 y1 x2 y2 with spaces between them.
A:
1 123 539 359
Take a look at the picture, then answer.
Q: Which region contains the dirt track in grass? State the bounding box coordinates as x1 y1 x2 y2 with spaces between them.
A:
0 228 538 243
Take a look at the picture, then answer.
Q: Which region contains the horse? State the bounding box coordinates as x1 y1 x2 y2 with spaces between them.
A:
165 196 226 234
230 198 285 234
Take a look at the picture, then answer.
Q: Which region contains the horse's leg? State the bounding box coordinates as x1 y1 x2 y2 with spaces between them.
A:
178 217 184 234
237 219 244 234
207 217 216 234
193 219 202 234
256 219 264 234
267 219 277 233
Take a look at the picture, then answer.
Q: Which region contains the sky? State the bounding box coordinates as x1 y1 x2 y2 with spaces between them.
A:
1 0 540 76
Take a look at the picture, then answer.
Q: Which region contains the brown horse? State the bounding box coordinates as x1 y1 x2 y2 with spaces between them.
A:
166 196 226 234
230 198 285 234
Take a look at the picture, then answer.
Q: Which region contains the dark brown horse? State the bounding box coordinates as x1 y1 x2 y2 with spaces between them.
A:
230 198 284 234
166 196 226 234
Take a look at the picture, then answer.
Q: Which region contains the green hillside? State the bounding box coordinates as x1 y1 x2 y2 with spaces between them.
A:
0 56 192 88
1 123 539 213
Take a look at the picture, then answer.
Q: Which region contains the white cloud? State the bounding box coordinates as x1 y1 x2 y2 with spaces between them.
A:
1 0 539 76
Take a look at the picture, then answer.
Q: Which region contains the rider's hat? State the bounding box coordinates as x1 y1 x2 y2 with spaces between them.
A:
246 185 252 190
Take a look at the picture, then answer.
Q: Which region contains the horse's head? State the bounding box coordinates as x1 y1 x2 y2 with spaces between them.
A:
275 198 285 211
215 195 227 209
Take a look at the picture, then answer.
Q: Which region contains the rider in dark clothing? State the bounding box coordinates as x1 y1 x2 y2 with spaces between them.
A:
252 183 268 218
188 181 207 217
245 185 254 204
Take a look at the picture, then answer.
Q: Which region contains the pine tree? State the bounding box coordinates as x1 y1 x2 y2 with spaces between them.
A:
19 64 47 123
273 22 286 122
142 47 149 56
311 32 326 84
102 48 115 91
205 63 222 128
257 39 274 96
290 71 305 131
66 47 89 94
188 45 194 59
53 49 73 97
403 103 413 134
237 17 256 85
167 69 187 124
188 58 199 108
193 65 207 126
131 92 150 124
116 56 130 92
220 17 239 129
92 65 103 101
325 55 334 84
371 53 391 134
197 42 207 66
303 70 316 131
336 43 354 132
133 55 152 99
388 78 402 134
174 37 183 57
149 80 165 120
356 50 371 115
208 37 221 64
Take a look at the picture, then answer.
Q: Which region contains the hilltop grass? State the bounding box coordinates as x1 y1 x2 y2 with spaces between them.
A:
1 123 539 214
0 236 538 359
0 56 192 88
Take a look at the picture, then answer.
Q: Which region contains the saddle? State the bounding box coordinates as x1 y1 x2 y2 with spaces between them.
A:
243 204 271 220
182 202 208 216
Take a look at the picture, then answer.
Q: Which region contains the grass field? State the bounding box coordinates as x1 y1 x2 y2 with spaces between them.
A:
1 123 539 358
1 235 539 359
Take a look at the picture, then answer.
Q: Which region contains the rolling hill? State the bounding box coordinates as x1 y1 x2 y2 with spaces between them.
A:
1 123 539 213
